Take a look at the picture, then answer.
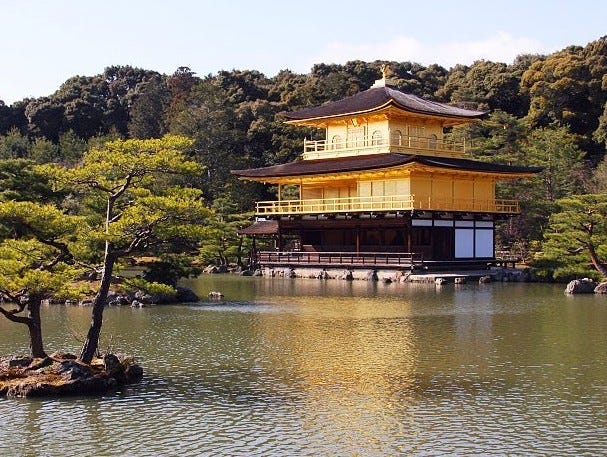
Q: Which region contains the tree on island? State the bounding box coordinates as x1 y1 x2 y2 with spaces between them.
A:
0 201 82 358
42 135 209 364
537 194 607 280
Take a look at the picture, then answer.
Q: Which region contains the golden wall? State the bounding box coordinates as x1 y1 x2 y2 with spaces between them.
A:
325 116 444 149
300 172 496 208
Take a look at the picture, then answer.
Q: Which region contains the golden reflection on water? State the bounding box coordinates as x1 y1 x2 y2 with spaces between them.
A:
249 279 421 443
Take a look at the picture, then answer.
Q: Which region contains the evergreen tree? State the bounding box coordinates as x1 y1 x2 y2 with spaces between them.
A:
538 194 607 280
40 135 210 363
0 201 82 357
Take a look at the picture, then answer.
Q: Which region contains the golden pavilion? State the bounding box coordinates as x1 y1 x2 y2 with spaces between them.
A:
233 71 538 271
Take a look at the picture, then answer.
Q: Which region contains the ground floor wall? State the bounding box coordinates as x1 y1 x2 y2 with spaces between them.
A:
274 215 497 261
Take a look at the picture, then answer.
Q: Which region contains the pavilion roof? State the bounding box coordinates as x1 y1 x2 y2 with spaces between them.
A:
232 153 541 180
282 85 486 122
238 220 279 235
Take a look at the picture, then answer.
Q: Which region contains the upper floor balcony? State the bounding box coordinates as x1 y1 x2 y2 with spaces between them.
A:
255 195 519 216
302 133 468 160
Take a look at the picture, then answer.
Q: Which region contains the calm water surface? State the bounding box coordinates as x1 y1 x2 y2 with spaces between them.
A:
1 277 606 456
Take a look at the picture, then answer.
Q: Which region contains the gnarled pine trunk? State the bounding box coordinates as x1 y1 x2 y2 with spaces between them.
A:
27 297 47 359
79 255 116 364
588 243 607 279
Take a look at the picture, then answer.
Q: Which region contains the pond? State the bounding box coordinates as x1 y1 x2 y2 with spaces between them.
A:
1 276 606 455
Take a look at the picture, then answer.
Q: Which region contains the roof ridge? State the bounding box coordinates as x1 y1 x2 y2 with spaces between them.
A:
283 85 485 121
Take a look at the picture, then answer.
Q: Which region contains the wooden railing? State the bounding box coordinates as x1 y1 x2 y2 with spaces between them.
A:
256 195 520 215
256 251 423 267
302 135 467 160
494 250 522 268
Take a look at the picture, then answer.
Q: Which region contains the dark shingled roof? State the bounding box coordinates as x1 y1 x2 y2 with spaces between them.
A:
283 85 486 121
232 154 541 179
238 220 279 235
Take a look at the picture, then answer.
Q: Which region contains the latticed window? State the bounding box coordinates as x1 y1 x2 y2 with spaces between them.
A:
408 126 426 148
429 134 438 149
409 126 425 138
371 130 383 146
391 130 403 146
331 135 342 149
347 126 365 147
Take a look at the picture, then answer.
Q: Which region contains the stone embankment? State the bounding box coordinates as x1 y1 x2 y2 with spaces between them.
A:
255 266 534 284
0 353 143 398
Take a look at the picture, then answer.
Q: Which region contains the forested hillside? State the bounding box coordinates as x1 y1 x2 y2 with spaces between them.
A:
1 36 607 279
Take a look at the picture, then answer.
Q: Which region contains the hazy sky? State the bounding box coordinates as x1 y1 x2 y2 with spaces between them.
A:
1 0 605 104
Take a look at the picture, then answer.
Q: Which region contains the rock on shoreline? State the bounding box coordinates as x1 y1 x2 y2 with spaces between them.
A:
0 353 143 398
563 278 607 294
565 278 597 294
42 286 200 308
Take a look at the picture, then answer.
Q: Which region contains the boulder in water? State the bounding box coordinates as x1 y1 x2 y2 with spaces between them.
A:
565 278 597 294
208 291 224 300
594 282 607 294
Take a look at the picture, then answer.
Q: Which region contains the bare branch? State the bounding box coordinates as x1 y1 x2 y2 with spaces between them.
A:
109 211 123 224
567 246 585 254
110 172 135 201
37 239 73 271
112 214 176 257
0 289 27 309
0 304 30 325
75 179 112 194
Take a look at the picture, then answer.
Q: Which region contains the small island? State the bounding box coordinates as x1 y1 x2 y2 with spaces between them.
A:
0 353 142 397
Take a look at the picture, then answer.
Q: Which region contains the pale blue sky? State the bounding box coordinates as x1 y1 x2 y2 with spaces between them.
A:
1 0 605 104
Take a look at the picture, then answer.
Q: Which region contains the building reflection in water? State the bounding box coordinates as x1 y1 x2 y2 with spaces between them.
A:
452 285 495 363
251 279 421 446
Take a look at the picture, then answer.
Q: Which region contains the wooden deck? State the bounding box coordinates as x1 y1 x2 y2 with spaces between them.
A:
256 251 423 269
254 251 514 271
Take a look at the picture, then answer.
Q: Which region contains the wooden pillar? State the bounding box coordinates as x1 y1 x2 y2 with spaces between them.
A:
356 226 360 254
279 219 287 251
251 236 257 268
407 225 412 253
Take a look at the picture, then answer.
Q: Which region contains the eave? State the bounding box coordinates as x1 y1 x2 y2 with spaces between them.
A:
234 160 539 186
284 100 394 128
